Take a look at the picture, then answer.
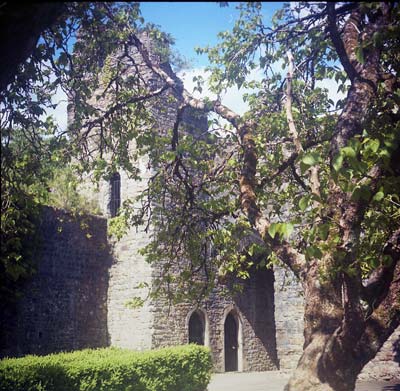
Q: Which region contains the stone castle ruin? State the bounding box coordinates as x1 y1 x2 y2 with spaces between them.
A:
1 33 399 380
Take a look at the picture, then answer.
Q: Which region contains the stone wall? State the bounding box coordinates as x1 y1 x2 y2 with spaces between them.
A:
359 327 400 381
106 167 155 350
3 202 398 379
0 207 111 357
229 269 278 372
150 268 278 372
273 266 304 371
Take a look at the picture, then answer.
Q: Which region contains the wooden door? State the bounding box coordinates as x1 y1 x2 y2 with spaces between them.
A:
224 313 238 371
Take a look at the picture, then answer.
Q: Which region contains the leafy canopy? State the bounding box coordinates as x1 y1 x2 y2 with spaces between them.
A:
1 2 399 306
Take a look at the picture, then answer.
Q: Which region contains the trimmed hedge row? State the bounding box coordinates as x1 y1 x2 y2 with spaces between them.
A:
0 344 212 391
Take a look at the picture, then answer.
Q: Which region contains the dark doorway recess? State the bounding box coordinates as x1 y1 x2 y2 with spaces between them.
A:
188 310 205 345
224 312 238 371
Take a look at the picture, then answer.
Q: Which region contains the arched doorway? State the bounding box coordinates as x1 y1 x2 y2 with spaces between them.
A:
188 310 205 345
224 312 238 371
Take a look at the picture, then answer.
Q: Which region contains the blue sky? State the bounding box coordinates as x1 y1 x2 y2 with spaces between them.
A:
51 2 286 128
50 2 345 129
137 2 287 115
140 2 284 67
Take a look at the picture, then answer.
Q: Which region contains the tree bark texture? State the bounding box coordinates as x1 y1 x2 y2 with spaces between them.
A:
285 255 399 391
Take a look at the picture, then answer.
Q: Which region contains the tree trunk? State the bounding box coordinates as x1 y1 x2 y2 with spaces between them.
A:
284 328 360 391
284 262 353 391
284 336 359 391
285 258 400 391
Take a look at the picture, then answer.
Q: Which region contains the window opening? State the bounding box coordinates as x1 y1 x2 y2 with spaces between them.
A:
110 172 121 217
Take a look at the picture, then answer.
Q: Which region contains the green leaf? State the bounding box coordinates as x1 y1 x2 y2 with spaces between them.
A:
373 191 384 202
280 222 294 239
355 46 365 64
317 224 330 241
300 161 309 175
332 153 343 172
367 138 380 153
351 186 362 201
370 257 380 269
313 246 323 259
268 223 278 239
125 297 145 309
227 158 236 167
341 146 356 158
302 152 319 167
352 185 371 202
305 245 323 260
382 255 393 267
372 31 383 47
299 195 310 211
162 151 176 162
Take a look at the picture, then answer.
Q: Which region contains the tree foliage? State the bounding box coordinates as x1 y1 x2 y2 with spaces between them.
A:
0 2 173 297
1 2 400 389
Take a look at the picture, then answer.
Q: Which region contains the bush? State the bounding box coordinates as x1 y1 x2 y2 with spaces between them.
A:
0 344 212 391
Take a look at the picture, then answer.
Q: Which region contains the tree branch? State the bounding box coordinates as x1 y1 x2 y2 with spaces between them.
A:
326 3 358 83
259 136 329 189
238 120 307 277
362 228 400 310
171 105 186 151
329 8 383 161
78 83 170 138
290 162 308 191
354 259 400 372
285 51 321 202
285 50 303 154
129 32 242 128
129 31 307 278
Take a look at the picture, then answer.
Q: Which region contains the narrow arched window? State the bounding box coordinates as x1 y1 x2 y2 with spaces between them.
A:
110 172 121 217
188 310 205 345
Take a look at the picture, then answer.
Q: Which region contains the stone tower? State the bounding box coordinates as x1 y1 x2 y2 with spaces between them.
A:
79 32 280 372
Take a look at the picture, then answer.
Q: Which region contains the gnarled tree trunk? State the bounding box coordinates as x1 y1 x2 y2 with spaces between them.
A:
285 233 400 391
283 4 399 389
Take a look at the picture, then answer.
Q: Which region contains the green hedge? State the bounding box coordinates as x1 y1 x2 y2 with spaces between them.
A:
0 344 212 391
